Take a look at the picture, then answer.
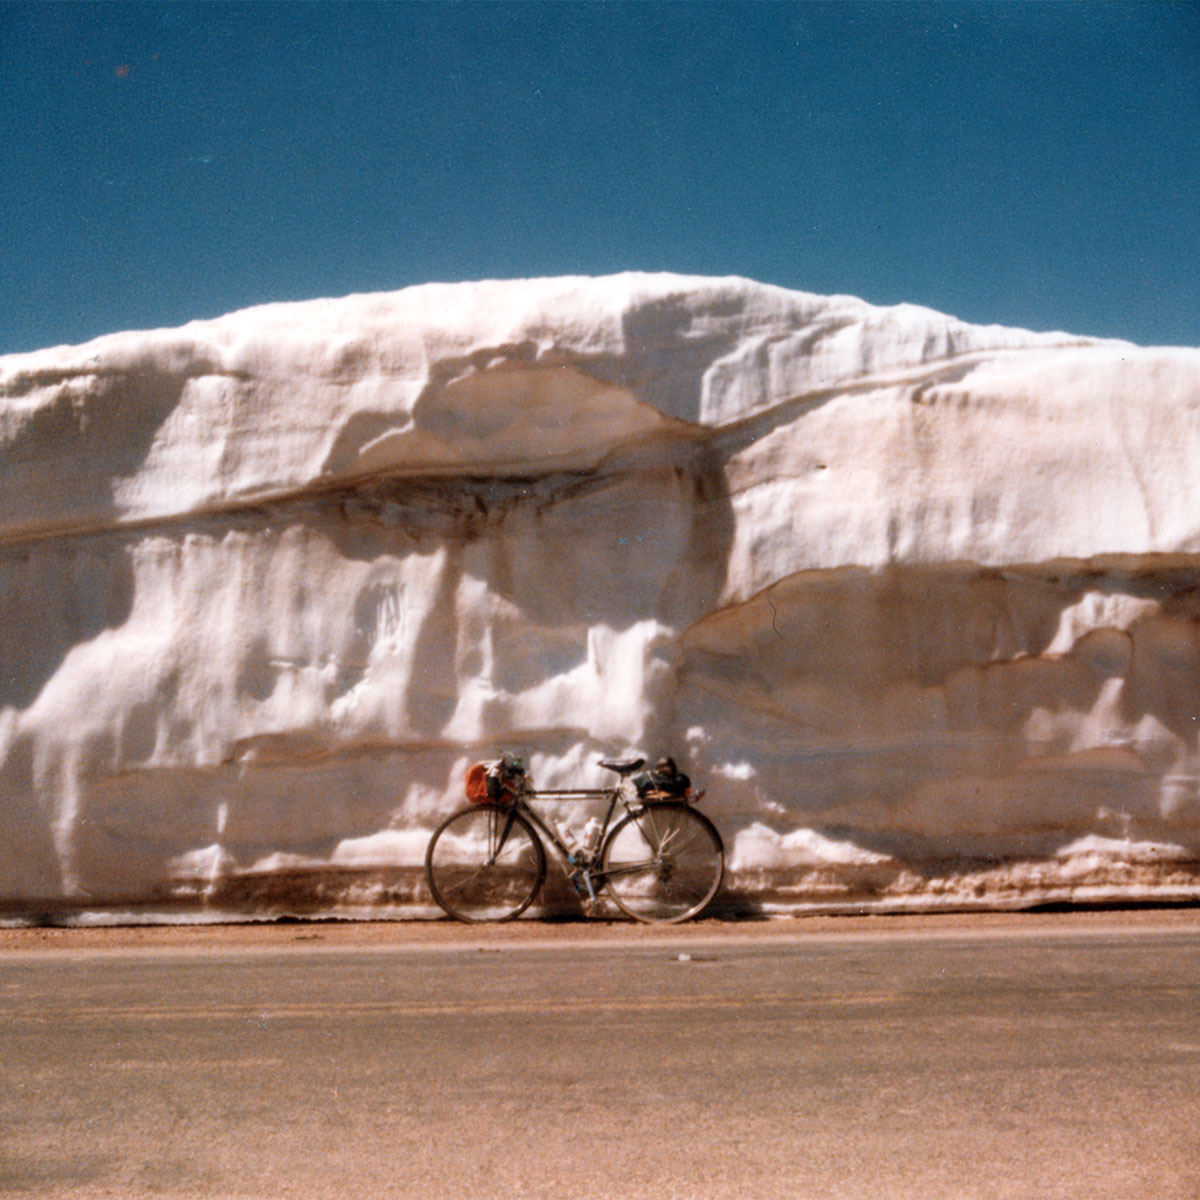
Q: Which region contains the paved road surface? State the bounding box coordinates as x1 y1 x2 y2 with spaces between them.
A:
2 911 1199 1199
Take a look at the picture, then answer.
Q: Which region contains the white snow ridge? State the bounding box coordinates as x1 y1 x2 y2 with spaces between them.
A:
2 272 1200 921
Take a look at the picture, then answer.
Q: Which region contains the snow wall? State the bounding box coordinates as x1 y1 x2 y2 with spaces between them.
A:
3 272 1200 921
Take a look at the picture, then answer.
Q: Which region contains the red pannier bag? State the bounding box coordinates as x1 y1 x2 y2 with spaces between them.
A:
464 762 490 804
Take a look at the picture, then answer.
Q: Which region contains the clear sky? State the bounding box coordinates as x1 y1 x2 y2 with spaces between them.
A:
2 0 1197 355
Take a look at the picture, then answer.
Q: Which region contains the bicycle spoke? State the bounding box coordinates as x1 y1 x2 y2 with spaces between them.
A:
601 858 658 879
659 819 705 856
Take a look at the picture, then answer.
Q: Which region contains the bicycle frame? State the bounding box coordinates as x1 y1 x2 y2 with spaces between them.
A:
509 783 626 880
493 778 701 903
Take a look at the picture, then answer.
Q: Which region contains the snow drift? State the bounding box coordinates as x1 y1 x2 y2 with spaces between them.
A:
2 273 1200 920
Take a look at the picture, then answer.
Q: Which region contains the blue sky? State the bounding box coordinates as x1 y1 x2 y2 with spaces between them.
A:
2 1 1197 355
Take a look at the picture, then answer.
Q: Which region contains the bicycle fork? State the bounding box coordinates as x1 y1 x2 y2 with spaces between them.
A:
487 806 520 864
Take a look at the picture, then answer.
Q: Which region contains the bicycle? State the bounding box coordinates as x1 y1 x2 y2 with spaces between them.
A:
424 757 725 924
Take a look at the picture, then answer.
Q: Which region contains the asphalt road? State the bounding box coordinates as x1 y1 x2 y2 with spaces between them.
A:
2 912 1199 1200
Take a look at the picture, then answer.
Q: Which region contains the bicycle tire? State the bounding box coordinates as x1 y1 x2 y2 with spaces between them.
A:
425 804 547 922
601 801 724 923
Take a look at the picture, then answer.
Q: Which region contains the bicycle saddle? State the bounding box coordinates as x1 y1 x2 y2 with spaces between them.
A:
598 757 645 776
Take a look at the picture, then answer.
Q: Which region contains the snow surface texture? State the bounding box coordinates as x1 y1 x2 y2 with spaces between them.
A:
3 273 1200 920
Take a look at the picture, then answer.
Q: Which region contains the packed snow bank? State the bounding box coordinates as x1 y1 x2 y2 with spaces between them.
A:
2 273 1200 920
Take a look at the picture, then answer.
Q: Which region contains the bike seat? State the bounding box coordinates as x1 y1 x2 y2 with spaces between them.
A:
598 757 645 776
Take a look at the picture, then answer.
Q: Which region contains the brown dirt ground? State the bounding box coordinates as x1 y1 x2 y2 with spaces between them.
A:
3 905 1198 956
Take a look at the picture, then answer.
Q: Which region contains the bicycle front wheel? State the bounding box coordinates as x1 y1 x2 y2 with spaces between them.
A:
425 804 547 922
601 802 724 923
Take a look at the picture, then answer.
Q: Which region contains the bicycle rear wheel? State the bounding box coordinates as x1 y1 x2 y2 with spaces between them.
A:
601 802 724 923
425 804 547 922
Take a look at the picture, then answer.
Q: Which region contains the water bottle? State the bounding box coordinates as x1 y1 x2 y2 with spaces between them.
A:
582 817 603 855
